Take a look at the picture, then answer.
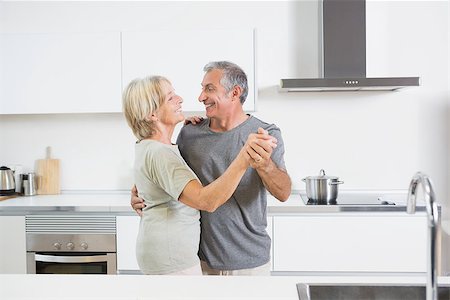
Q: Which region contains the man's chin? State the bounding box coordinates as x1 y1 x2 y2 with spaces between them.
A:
205 109 214 118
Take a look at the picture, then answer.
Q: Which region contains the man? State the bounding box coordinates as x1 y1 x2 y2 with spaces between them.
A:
132 61 291 275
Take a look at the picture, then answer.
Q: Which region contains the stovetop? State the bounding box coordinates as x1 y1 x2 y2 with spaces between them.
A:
300 193 396 206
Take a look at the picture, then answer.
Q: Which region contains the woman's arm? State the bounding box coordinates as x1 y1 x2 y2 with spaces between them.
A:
179 129 276 212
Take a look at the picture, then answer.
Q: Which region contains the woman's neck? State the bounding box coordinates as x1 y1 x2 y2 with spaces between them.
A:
148 124 175 145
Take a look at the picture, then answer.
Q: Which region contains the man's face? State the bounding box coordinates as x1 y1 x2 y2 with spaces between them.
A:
198 69 232 119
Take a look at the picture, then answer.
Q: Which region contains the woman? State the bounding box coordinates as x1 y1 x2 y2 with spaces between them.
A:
122 76 275 275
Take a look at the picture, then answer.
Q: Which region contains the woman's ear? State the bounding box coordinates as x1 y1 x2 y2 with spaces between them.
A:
145 113 159 122
151 114 159 122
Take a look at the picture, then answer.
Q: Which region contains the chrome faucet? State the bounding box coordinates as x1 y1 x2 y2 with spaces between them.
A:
407 172 440 300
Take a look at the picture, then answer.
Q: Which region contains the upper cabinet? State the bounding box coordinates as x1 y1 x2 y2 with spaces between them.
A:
0 29 255 114
0 32 122 114
121 29 256 112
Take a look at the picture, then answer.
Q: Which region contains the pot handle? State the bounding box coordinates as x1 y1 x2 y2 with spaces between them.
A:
329 181 344 185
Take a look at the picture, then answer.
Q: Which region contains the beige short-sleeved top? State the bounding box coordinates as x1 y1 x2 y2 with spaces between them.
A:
134 139 200 274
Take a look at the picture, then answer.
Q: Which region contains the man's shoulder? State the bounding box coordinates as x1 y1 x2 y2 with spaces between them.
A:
177 119 209 146
179 119 207 136
247 115 281 133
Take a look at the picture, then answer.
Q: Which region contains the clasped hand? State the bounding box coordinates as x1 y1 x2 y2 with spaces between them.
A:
242 127 277 169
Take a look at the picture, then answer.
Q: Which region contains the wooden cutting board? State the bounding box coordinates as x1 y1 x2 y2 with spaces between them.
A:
36 146 60 195
0 194 18 201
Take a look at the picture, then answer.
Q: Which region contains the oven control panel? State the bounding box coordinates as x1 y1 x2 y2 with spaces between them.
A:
27 234 116 252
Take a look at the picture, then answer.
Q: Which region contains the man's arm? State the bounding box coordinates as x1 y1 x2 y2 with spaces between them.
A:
246 128 292 201
255 161 291 201
131 185 145 216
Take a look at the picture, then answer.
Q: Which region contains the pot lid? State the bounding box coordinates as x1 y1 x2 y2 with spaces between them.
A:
304 169 339 180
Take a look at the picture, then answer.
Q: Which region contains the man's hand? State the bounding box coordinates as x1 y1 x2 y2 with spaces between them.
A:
131 185 145 217
184 115 204 125
245 127 277 170
245 128 291 201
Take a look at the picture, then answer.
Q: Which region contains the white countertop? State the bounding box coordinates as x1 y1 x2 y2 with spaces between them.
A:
0 274 449 299
0 191 299 214
0 190 424 215
0 192 132 207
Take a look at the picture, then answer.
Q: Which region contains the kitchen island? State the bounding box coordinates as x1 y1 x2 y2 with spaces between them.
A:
1 274 450 299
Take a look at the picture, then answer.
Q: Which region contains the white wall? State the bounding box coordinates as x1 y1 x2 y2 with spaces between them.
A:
0 0 448 270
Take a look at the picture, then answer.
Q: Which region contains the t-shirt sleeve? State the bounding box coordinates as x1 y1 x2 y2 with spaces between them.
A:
147 148 198 200
266 124 287 171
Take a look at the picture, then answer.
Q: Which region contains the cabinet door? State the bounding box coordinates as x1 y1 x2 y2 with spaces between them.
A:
0 32 122 114
267 216 273 271
122 29 256 112
0 216 26 274
116 215 141 273
273 214 427 273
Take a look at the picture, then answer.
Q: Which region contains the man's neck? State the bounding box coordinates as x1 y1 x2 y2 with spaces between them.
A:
209 111 249 132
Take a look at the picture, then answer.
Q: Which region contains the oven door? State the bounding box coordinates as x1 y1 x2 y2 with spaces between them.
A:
27 252 117 274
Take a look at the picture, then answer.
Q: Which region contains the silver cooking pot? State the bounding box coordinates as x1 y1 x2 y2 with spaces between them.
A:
302 169 344 202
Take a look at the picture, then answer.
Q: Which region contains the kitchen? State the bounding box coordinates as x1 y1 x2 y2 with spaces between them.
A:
0 0 449 299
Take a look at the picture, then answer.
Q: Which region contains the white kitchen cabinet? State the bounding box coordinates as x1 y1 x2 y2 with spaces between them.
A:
121 29 256 112
272 213 428 273
116 215 141 273
267 216 274 271
0 216 26 274
0 32 122 114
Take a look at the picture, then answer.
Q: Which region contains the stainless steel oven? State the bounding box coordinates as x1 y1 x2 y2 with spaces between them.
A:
26 215 117 274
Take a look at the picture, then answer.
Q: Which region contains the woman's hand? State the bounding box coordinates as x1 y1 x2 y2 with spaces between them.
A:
244 128 277 169
240 128 277 168
184 116 204 125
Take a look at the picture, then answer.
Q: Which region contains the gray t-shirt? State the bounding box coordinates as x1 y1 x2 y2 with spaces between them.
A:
134 139 200 274
177 115 286 270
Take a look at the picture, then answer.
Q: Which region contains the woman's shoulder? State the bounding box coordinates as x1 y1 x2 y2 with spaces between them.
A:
137 140 180 159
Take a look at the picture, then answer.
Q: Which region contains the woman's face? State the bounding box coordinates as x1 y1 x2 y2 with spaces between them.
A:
156 81 184 126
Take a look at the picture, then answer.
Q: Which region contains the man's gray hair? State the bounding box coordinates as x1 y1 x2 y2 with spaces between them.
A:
203 61 248 104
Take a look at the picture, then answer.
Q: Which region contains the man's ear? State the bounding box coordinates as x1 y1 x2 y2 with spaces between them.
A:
231 85 242 102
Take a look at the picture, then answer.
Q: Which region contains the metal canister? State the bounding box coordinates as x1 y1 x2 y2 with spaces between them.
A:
20 173 37 196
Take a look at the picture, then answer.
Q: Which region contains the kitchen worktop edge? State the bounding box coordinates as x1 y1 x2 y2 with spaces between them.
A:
0 189 427 216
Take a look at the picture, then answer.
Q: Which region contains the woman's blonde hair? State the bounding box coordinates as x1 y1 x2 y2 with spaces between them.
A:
122 76 170 140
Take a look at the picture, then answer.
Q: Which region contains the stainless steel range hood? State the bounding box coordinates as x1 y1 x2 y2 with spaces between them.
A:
279 0 420 92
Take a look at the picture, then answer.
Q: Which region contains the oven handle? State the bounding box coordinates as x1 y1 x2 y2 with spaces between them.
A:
34 254 110 264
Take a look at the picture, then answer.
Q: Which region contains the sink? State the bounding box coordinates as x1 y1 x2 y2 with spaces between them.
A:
296 284 450 300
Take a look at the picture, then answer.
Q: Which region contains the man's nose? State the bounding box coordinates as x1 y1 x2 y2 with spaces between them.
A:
198 91 206 102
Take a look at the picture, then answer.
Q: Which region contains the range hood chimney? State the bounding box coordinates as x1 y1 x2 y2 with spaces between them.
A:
279 0 420 92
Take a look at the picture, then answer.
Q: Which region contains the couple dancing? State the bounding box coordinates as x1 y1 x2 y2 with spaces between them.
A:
122 61 291 276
